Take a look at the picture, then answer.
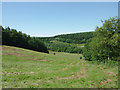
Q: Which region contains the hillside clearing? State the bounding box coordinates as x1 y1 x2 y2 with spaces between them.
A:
2 45 118 88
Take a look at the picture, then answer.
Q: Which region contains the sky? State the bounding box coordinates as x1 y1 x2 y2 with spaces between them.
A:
2 2 118 37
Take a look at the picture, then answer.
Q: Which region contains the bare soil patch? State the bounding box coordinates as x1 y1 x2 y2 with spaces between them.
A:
3 52 36 57
24 58 48 62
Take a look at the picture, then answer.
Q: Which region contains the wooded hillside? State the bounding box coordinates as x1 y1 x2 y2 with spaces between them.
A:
38 32 94 53
1 26 49 53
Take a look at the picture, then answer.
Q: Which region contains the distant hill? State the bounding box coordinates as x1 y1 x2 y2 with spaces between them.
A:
38 32 94 53
39 32 94 44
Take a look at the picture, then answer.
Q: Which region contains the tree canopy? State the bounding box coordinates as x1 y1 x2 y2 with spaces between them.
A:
82 17 120 62
1 26 49 53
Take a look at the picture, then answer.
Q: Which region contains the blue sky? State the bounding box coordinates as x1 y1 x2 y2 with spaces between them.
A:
2 2 118 37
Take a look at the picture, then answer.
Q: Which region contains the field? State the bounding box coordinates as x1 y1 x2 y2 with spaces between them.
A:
2 45 118 88
49 40 85 48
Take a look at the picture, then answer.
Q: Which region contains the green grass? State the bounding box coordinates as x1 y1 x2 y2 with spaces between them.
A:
2 45 118 88
50 40 84 48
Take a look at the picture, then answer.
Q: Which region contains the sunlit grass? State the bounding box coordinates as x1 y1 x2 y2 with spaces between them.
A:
2 45 118 88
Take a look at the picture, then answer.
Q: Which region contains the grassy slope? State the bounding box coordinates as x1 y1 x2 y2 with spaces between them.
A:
50 40 84 48
2 46 118 88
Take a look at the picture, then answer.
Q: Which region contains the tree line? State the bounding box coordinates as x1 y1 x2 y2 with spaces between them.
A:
1 26 49 53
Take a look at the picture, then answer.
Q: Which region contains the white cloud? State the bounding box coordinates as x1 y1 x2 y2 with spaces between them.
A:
30 29 95 37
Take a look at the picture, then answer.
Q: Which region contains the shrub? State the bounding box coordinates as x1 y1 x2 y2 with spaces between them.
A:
80 56 82 59
53 53 56 55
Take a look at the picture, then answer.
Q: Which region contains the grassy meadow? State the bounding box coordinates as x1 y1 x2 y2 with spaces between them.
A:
49 40 85 48
2 45 118 88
